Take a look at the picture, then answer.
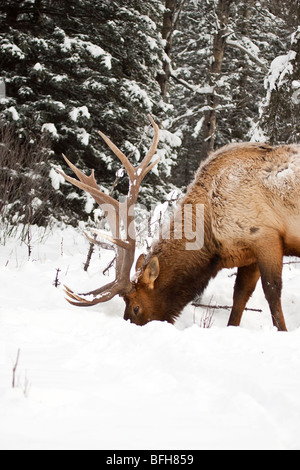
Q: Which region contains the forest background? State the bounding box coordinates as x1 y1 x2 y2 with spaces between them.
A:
0 0 299 231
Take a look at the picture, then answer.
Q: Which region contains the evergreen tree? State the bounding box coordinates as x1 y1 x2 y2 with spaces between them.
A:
259 0 300 144
1 0 300 230
0 0 176 225
168 0 288 186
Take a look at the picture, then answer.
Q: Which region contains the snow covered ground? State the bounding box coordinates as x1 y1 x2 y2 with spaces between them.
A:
1 225 300 450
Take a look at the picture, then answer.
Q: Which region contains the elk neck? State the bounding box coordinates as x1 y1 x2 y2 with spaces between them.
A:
149 194 221 322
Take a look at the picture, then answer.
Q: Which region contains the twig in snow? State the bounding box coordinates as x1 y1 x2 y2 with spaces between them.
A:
103 256 116 276
12 348 21 389
84 237 96 272
26 225 32 260
53 268 61 288
23 372 31 398
192 302 262 313
283 260 300 265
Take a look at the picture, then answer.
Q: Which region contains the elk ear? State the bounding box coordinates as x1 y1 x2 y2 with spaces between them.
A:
141 257 160 290
136 254 146 273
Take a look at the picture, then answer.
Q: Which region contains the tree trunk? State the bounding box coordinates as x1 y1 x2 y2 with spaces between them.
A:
234 0 255 140
202 0 233 157
157 0 186 101
6 1 20 25
33 0 42 23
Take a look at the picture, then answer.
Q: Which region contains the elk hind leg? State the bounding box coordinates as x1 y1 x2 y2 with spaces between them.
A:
257 239 287 332
228 263 260 327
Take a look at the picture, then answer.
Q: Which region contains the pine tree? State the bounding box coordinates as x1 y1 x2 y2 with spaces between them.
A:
1 0 299 229
168 0 288 186
0 0 176 225
259 0 300 144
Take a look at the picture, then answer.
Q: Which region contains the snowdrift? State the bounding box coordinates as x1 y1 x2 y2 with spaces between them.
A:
1 226 300 450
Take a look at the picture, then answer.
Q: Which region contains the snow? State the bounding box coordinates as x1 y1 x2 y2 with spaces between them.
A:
291 27 300 45
0 80 6 100
77 128 90 146
69 106 91 122
84 194 95 214
121 80 153 112
86 44 112 69
160 129 182 148
33 62 44 71
83 78 106 92
49 167 65 190
61 34 112 70
0 41 25 60
265 52 297 100
41 123 59 139
7 107 20 121
261 49 297 111
292 80 300 89
1 225 300 450
192 117 205 139
249 122 268 143
226 37 267 69
146 37 158 51
52 74 68 83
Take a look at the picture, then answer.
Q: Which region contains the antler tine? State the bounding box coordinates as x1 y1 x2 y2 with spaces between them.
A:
85 229 130 251
64 281 129 306
60 115 160 308
62 154 95 187
138 114 160 179
98 115 160 184
58 155 119 212
98 131 135 182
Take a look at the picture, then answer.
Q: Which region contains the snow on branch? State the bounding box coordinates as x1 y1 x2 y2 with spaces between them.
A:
165 0 188 42
170 103 235 127
170 72 214 94
226 38 268 71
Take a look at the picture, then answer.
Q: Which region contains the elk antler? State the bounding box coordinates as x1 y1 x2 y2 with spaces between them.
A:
57 115 160 307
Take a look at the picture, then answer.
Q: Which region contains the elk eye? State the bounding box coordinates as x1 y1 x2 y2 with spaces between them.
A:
134 306 140 315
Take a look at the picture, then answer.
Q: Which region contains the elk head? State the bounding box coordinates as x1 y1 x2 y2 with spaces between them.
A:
123 254 164 326
58 115 163 325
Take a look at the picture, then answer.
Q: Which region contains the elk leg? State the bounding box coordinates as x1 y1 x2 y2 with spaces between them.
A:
228 263 260 327
257 241 287 332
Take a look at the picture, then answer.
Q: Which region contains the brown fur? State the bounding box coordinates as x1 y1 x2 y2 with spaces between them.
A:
124 142 300 330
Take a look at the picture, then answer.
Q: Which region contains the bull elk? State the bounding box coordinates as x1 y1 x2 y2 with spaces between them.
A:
58 115 300 331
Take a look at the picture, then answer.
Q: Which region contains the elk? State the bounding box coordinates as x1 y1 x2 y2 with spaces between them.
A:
58 115 300 331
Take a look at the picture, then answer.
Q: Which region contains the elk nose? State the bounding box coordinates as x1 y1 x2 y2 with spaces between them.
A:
123 311 133 322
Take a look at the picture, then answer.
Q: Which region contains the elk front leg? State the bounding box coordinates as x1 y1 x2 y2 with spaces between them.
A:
228 263 260 327
256 238 287 332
